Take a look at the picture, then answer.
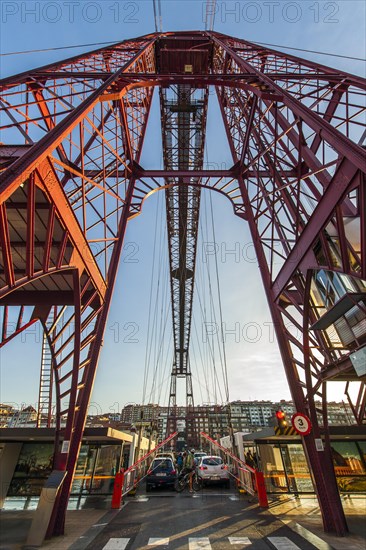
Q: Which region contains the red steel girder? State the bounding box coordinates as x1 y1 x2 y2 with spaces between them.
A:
1 31 365 539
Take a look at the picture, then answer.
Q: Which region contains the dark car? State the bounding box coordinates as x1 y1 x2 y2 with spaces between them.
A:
145 458 177 491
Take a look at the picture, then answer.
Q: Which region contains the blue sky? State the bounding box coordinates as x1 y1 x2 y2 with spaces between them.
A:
0 1 365 413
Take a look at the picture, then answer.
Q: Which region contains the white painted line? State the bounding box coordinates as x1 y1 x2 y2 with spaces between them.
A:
229 537 252 545
102 538 130 550
292 522 334 550
189 537 212 549
268 537 302 550
148 538 170 546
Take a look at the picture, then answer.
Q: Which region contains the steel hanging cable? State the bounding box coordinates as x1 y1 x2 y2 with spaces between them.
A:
157 326 173 405
196 193 223 405
155 179 175 406
194 275 224 404
152 0 163 32
150 290 171 403
148 192 170 404
190 337 205 404
158 0 163 32
208 191 230 404
142 191 167 405
142 193 160 405
193 313 211 403
202 190 226 403
252 41 366 62
152 0 158 32
154 247 170 402
205 0 217 31
192 193 225 406
2 39 365 62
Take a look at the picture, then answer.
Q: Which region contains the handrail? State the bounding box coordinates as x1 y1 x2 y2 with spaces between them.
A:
200 431 268 507
112 431 178 508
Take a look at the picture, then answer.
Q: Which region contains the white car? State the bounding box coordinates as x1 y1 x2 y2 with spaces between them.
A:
194 451 207 462
196 455 230 487
155 452 176 464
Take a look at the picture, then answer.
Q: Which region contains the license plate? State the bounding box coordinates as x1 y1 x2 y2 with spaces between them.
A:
210 476 220 480
156 473 166 477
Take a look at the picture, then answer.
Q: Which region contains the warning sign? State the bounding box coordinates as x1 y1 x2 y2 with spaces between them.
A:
291 413 312 436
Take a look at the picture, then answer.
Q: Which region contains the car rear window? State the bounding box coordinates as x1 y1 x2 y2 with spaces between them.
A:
202 457 223 466
151 459 174 471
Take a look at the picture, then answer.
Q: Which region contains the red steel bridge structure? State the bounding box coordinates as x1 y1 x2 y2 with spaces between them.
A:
0 31 365 537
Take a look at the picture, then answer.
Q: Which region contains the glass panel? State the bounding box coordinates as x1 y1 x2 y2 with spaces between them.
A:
8 443 53 496
357 441 366 468
91 445 121 494
257 443 288 493
71 445 97 494
203 457 223 466
283 444 314 493
332 441 366 492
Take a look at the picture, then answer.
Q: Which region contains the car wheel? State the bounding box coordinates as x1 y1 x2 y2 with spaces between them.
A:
146 484 151 492
224 480 230 489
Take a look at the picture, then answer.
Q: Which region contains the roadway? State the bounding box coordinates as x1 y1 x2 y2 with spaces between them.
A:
1 484 365 549
79 484 322 550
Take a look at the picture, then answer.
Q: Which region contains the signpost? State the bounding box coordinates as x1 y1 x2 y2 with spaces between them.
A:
291 413 312 436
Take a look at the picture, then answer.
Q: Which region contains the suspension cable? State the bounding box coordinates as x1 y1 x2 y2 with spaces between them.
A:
208 191 230 403
152 0 163 32
205 0 217 31
1 39 364 62
142 192 164 405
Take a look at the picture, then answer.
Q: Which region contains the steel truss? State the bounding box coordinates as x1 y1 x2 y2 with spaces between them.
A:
0 31 365 536
160 83 208 443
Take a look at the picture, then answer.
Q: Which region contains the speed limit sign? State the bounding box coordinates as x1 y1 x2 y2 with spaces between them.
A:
292 413 312 435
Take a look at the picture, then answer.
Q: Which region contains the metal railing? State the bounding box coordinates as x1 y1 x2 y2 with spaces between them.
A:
200 432 268 508
112 431 178 508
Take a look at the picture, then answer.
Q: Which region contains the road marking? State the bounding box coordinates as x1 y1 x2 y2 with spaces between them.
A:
102 538 130 550
267 537 302 550
292 522 334 550
189 537 212 549
229 537 252 545
148 538 170 546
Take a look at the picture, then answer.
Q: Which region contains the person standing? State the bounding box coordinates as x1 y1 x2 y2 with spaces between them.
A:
177 452 183 472
183 449 195 492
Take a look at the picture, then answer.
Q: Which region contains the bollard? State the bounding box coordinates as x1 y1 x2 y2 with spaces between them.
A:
111 469 124 509
254 470 268 508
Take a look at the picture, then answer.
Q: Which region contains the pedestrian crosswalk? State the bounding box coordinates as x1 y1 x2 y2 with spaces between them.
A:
102 539 130 550
102 536 305 549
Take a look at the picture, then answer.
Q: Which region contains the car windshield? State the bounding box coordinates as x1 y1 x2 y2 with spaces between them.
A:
202 457 223 466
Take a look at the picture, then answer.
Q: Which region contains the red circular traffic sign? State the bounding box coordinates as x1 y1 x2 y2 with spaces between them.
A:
291 413 312 435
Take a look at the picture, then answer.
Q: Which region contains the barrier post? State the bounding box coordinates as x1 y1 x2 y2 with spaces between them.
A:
111 469 124 509
254 470 268 508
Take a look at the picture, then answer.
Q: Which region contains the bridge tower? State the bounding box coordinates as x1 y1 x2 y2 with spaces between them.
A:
0 31 365 538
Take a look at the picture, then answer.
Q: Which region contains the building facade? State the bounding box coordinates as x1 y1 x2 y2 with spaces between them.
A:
119 400 354 447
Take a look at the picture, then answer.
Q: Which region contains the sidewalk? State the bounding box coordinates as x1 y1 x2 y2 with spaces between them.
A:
268 494 366 550
0 509 109 550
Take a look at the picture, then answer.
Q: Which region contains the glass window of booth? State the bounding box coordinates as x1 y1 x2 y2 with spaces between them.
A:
8 443 53 496
71 443 122 495
331 441 366 492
